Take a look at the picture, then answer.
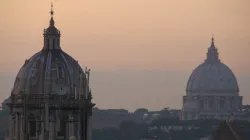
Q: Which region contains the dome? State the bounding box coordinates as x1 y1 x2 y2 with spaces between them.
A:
11 12 89 96
12 51 87 95
187 62 239 93
186 38 239 94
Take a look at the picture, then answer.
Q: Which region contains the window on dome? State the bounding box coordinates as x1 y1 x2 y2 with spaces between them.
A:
53 38 55 48
209 100 214 109
58 67 64 79
47 39 49 48
200 100 204 109
57 39 60 47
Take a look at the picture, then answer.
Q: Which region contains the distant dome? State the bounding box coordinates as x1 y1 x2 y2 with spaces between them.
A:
186 38 239 94
11 15 87 95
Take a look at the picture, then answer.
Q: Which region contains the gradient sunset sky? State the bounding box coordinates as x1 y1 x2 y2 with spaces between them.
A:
0 0 249 111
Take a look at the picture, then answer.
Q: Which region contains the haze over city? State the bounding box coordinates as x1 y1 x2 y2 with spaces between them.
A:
0 0 249 111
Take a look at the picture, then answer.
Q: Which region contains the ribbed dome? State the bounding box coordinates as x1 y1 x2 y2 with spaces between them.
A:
186 38 239 94
12 51 86 95
11 12 88 96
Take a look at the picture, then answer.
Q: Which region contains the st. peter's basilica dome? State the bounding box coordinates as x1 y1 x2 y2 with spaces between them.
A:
186 38 239 94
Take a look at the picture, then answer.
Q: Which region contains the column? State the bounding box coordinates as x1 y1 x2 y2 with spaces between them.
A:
226 97 230 111
205 98 208 110
87 114 92 140
41 118 45 140
66 120 69 140
44 96 49 140
49 116 56 140
15 113 20 140
77 119 80 140
19 114 24 140
68 115 75 138
56 111 61 132
45 103 49 131
39 113 44 140
9 115 14 140
216 97 219 111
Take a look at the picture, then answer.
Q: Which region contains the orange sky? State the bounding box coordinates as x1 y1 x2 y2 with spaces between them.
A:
0 0 249 110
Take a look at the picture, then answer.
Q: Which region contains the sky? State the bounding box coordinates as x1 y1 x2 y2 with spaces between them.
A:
0 0 249 111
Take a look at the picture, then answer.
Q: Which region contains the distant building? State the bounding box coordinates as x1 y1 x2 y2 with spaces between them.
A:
200 135 213 140
140 136 158 140
1 97 11 111
145 113 160 122
181 37 243 120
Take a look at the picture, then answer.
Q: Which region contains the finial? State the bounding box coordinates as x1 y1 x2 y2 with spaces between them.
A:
211 34 214 43
50 2 54 17
49 2 55 26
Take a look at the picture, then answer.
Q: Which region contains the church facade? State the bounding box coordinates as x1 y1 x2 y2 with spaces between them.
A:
181 38 243 120
6 5 95 140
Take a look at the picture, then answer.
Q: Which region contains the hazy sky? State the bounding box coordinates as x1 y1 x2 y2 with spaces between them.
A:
0 0 249 111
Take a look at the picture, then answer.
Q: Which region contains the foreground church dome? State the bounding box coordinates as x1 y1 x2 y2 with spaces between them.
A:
12 9 88 96
7 5 94 140
186 38 239 94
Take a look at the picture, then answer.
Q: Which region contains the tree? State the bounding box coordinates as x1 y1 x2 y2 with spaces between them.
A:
134 108 148 116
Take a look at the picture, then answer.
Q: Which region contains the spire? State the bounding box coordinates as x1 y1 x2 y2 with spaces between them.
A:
205 35 220 63
50 2 55 26
210 34 215 48
50 2 54 17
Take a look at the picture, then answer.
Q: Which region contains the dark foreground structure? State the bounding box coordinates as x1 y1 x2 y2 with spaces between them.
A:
213 121 244 140
201 120 245 140
6 5 94 140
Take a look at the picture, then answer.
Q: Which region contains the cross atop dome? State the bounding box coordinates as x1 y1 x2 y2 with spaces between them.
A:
210 34 216 48
50 2 54 17
49 3 55 27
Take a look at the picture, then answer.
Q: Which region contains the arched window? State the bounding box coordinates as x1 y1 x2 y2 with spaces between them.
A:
220 100 225 109
28 114 37 137
57 120 66 137
209 100 214 109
